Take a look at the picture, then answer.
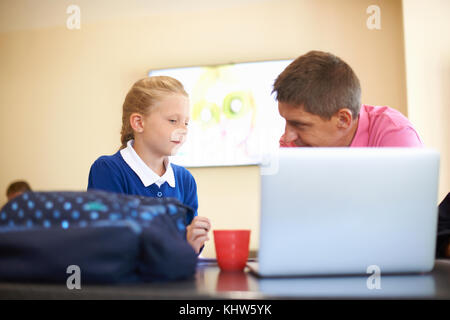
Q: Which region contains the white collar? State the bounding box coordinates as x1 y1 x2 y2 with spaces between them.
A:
120 140 176 188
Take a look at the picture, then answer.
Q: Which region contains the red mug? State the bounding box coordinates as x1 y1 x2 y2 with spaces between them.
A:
214 230 250 271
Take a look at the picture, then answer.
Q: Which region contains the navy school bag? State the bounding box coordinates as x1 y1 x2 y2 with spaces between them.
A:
0 190 198 283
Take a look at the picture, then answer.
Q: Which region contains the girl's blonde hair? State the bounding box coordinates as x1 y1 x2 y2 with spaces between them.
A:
120 76 188 149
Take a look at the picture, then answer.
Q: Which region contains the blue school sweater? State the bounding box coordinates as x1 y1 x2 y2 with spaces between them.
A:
87 150 198 224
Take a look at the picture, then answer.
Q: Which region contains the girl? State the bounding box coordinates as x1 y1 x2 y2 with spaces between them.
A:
88 76 210 254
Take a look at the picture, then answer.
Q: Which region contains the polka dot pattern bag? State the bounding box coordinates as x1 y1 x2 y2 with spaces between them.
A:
0 190 197 283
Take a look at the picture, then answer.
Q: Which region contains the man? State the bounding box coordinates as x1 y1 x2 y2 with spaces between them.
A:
272 51 450 258
273 50 423 148
6 180 32 201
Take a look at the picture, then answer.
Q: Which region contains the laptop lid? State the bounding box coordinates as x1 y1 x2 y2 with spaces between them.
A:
257 148 440 277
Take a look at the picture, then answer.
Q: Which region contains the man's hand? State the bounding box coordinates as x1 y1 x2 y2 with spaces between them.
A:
186 216 211 254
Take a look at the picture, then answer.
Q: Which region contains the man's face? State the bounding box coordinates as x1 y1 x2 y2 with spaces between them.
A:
278 102 348 147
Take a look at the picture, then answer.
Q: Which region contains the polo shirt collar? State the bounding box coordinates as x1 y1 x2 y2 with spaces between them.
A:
120 140 175 188
350 105 369 147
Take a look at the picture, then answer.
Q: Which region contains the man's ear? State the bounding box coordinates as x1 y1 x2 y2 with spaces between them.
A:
335 108 353 129
130 113 144 133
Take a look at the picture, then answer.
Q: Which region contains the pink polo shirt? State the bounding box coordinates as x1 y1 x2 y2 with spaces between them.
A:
280 105 423 147
350 105 423 147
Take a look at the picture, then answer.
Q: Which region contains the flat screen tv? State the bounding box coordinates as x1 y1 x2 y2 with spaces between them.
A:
148 59 292 167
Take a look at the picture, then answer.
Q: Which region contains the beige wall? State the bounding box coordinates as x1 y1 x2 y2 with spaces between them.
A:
403 0 450 202
1 0 410 257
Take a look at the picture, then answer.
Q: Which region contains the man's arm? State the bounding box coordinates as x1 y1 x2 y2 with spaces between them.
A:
437 193 450 259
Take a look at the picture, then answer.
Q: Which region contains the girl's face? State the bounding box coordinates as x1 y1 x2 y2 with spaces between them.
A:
141 93 190 157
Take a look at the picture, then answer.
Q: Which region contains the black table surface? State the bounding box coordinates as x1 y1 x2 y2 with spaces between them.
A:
1 259 449 299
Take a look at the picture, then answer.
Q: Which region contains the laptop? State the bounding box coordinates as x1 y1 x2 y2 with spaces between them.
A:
248 148 440 277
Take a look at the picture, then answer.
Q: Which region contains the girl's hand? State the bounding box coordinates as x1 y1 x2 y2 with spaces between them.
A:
186 216 211 254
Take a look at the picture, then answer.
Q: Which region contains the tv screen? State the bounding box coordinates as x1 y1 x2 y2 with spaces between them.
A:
149 59 292 167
